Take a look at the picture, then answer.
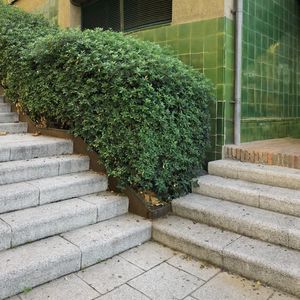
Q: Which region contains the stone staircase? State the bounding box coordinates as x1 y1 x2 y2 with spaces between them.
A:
0 95 152 299
153 158 300 297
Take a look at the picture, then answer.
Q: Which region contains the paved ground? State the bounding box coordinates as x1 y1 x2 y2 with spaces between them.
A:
9 241 298 300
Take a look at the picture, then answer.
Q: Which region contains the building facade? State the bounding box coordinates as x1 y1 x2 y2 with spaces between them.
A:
8 0 300 161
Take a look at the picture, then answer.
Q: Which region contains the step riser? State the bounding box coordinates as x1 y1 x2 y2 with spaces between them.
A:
194 177 300 218
209 160 300 190
0 215 151 299
62 215 152 268
0 122 27 134
153 225 300 297
0 196 129 250
0 173 108 214
0 104 11 113
38 175 108 205
0 200 96 250
0 113 19 123
0 156 90 185
173 201 300 251
0 237 81 300
0 140 73 162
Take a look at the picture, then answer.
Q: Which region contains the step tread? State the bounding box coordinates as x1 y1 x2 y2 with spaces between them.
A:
0 171 107 213
194 175 300 217
61 213 152 268
173 193 300 250
0 214 151 299
0 192 128 248
153 215 300 296
0 134 73 162
0 154 90 185
208 159 300 190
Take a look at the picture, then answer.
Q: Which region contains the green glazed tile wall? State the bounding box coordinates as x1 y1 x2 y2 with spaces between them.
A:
131 17 235 160
241 0 300 142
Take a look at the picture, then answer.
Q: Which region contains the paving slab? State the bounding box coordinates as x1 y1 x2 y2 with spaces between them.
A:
77 256 143 294
19 274 99 300
192 272 274 300
96 284 149 300
167 253 220 281
120 241 175 270
128 262 204 300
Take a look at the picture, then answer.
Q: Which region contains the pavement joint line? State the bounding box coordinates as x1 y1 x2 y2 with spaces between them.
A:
73 273 101 298
164 260 219 283
183 270 223 299
125 283 152 300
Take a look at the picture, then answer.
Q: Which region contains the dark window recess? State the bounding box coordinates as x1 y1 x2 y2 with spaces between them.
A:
82 0 121 31
81 0 172 32
124 0 172 31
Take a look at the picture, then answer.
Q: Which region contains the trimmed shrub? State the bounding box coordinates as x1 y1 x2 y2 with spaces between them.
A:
1 3 214 199
0 1 58 94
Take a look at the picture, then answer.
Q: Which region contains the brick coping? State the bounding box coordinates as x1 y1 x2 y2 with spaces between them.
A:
224 138 300 169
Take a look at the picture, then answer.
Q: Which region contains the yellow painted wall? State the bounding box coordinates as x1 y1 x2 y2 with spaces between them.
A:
10 0 80 28
172 0 234 24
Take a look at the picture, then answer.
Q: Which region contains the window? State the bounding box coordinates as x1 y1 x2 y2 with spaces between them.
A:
81 0 172 32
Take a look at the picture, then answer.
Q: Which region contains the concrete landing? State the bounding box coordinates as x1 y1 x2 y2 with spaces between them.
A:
224 138 300 169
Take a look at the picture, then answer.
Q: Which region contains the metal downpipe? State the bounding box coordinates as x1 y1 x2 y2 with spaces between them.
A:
234 0 243 145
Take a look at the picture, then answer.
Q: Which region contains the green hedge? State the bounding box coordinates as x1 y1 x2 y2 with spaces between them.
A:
0 1 58 95
0 2 214 199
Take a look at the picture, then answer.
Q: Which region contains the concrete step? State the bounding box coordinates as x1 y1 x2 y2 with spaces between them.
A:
0 171 107 214
61 213 152 268
172 193 300 250
0 112 19 123
0 214 151 299
0 155 90 185
0 134 73 162
194 175 300 217
0 193 128 250
153 215 300 297
209 159 300 190
0 122 27 134
0 103 11 113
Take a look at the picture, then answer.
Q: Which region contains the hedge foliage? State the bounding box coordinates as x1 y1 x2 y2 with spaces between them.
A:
0 2 214 199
